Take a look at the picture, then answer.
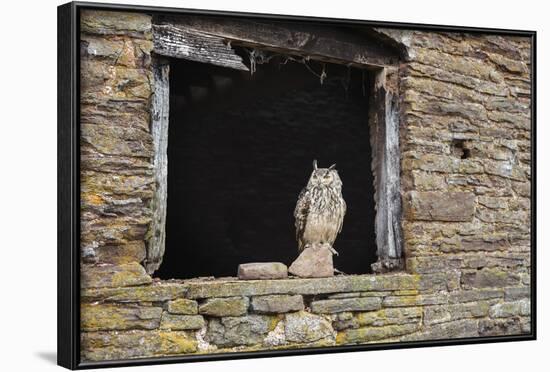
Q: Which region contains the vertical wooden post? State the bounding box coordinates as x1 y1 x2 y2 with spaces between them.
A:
146 57 170 274
370 68 404 273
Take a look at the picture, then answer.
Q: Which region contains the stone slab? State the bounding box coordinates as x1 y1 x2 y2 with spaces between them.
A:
288 245 334 278
238 262 288 280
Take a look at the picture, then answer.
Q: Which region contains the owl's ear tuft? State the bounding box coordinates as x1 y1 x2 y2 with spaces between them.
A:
328 163 336 170
313 159 318 170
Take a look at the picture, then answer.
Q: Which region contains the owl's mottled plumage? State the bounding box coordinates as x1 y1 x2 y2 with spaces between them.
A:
294 160 346 253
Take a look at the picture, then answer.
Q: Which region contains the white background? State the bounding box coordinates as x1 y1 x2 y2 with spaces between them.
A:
0 0 545 370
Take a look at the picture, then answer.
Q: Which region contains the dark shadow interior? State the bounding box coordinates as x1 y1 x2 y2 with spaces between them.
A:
155 54 377 279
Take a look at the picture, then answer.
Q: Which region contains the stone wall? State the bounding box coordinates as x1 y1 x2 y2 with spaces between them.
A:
399 30 532 336
79 10 532 362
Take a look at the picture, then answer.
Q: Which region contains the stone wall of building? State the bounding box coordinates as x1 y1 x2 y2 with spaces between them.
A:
79 10 532 362
399 30 532 336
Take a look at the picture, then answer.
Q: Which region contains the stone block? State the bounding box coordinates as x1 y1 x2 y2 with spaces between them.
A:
81 262 152 289
423 302 490 325
458 238 510 252
401 319 479 341
81 303 162 331
327 291 391 299
413 47 504 84
402 154 459 173
406 256 463 274
167 299 198 315
461 268 521 289
404 191 476 222
333 307 422 330
81 170 154 201
489 299 530 318
288 245 334 278
336 323 420 344
504 286 531 301
419 272 461 292
412 170 446 191
81 330 196 361
448 289 504 303
382 293 448 307
160 313 205 330
238 262 288 280
80 214 152 247
205 315 276 347
311 297 381 314
80 60 152 102
250 295 304 313
81 34 153 69
284 311 335 343
81 282 186 302
80 100 151 132
81 241 146 265
199 297 249 317
479 318 524 337
81 124 155 158
80 10 152 37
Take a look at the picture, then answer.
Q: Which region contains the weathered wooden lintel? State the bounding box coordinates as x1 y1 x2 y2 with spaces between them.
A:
153 16 403 70
153 23 249 71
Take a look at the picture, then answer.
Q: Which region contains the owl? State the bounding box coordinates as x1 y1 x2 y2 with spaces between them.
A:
294 160 346 255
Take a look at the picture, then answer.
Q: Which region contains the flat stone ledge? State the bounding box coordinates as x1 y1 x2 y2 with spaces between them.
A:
80 273 461 302
81 282 187 302
185 274 420 299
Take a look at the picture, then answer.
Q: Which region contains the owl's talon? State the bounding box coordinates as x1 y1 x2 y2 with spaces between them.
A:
329 247 339 256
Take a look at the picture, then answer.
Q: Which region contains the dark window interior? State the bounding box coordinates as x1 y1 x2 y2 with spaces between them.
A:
155 54 377 279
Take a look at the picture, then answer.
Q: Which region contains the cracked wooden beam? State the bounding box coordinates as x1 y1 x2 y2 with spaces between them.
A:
152 23 249 71
154 16 401 68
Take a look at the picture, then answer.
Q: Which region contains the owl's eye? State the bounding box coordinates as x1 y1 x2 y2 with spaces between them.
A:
324 174 330 179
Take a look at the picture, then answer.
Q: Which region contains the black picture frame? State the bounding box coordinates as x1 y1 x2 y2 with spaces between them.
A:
58 1 537 369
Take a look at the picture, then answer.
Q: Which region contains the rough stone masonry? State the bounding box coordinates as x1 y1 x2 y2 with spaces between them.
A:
79 10 532 361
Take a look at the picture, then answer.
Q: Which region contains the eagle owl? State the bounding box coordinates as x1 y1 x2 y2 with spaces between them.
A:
294 160 346 255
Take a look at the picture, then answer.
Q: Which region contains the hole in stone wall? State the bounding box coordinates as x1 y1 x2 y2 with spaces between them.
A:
155 55 377 279
451 139 470 159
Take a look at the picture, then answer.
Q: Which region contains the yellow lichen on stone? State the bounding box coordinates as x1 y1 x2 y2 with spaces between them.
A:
81 303 162 331
158 331 198 354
